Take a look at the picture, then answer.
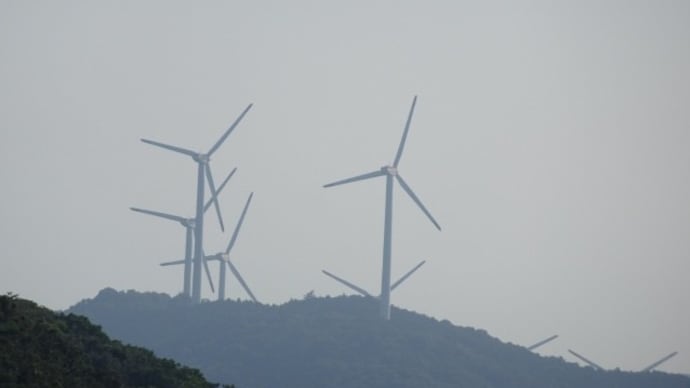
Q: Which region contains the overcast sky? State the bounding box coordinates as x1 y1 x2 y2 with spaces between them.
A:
1 0 689 374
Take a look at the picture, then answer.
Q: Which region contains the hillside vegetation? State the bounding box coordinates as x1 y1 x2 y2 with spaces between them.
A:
0 292 229 388
69 288 690 388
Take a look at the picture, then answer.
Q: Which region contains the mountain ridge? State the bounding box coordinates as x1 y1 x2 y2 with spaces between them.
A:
68 288 690 388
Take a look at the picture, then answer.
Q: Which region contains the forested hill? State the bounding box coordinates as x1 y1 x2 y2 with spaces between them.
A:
0 293 229 388
69 288 689 388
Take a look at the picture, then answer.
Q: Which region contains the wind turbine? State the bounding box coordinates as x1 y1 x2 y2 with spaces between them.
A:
141 103 252 303
567 349 678 372
323 96 441 320
130 168 237 297
161 193 258 303
206 192 258 302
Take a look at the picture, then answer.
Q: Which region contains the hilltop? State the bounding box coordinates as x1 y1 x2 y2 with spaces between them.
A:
68 288 690 388
0 292 230 388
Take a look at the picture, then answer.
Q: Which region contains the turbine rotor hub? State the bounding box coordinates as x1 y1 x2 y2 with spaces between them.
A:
194 153 210 163
381 165 398 176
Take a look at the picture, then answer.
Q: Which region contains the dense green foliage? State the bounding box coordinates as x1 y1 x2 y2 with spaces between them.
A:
69 288 690 388
0 293 229 388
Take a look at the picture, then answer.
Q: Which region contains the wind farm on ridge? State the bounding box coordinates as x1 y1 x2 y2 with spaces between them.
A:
128 96 679 373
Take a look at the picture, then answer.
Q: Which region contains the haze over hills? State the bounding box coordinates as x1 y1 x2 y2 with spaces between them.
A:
68 288 690 388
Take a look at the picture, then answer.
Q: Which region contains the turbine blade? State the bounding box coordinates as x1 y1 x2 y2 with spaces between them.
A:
205 164 225 232
160 259 185 266
202 255 215 293
393 95 417 167
204 167 238 213
323 170 385 188
321 270 372 297
568 349 604 370
141 139 198 158
207 103 253 156
390 260 426 291
225 193 253 254
395 174 441 231
527 335 559 351
130 207 186 223
226 259 258 302
641 351 678 372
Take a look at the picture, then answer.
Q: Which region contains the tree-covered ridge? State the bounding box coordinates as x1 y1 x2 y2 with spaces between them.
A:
69 288 690 388
0 293 230 388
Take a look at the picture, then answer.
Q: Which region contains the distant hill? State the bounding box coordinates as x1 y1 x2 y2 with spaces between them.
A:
68 288 690 388
0 292 230 388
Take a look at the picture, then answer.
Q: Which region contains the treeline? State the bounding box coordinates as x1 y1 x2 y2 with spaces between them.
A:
68 288 690 388
0 292 232 388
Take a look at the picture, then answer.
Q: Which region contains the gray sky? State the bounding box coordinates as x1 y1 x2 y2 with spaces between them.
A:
1 0 689 374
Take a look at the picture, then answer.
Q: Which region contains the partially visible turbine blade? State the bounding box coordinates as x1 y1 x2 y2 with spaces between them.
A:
323 170 385 188
568 349 604 370
225 193 253 254
207 103 253 156
226 259 258 303
390 260 426 291
204 167 238 213
130 207 186 223
395 174 441 231
641 351 678 372
141 139 198 158
321 270 372 298
393 95 417 167
202 254 215 293
160 259 185 266
527 335 559 351
205 164 225 232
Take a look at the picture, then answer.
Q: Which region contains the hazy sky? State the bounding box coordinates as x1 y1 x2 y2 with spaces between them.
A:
2 0 689 374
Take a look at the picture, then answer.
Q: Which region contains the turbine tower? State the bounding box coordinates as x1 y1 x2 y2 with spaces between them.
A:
141 103 252 303
323 96 440 320
130 168 237 297
161 193 258 302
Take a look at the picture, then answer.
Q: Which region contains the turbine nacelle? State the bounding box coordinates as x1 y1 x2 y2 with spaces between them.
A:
193 153 210 163
181 218 196 228
204 253 223 260
381 165 398 176
205 253 230 262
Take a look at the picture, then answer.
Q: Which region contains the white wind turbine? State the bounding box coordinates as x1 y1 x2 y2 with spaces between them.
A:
322 96 441 320
141 104 252 303
130 168 236 297
161 193 258 303
567 349 678 372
